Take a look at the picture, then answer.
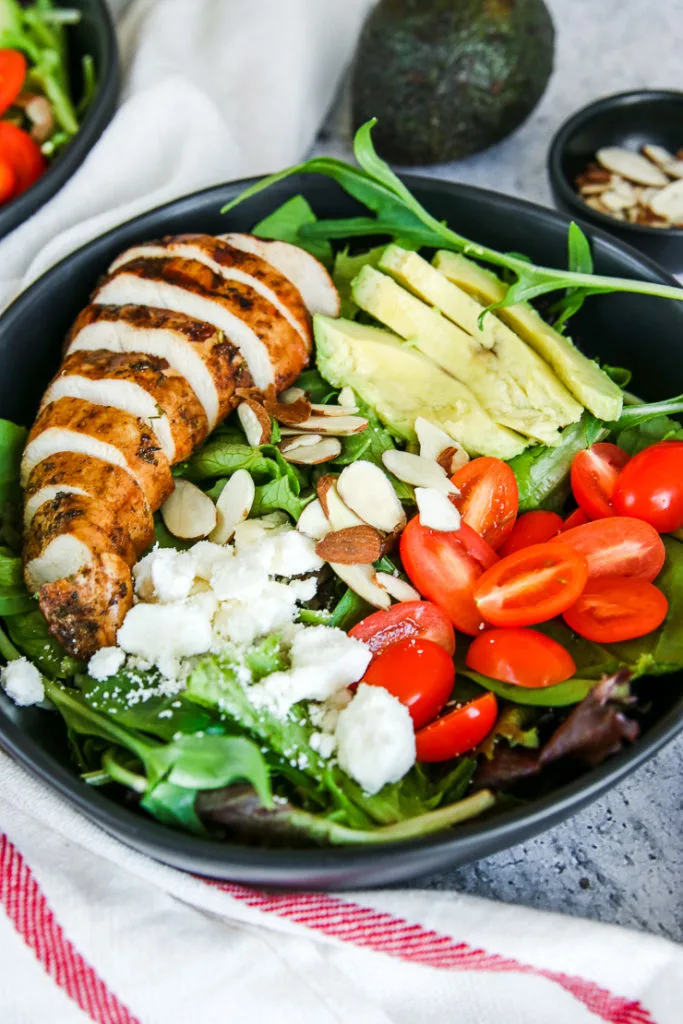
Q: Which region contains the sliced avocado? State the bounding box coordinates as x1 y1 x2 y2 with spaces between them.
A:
313 315 527 459
352 265 565 446
380 245 582 426
433 251 623 422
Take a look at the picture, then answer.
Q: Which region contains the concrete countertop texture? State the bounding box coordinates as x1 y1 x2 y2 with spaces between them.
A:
315 0 683 941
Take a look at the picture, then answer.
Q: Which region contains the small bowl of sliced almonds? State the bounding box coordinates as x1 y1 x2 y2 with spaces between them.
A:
548 90 683 272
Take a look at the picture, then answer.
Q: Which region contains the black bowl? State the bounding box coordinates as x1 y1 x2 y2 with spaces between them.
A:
548 90 683 274
0 0 119 241
2 175 683 888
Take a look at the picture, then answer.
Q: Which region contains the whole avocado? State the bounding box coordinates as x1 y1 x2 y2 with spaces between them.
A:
351 0 554 165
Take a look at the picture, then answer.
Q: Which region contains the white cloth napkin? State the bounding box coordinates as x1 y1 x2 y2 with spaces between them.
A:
1 2 683 1022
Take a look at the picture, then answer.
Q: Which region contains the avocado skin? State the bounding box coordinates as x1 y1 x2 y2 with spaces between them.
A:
351 0 554 165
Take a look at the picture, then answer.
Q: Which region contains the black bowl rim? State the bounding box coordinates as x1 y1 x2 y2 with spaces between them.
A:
2 172 683 884
0 0 120 240
548 88 683 238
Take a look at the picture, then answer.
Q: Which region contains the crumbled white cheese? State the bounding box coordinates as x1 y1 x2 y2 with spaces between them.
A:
133 546 196 603
88 646 126 681
335 683 416 795
1 657 44 707
309 731 337 759
117 603 213 679
288 576 318 603
249 626 371 717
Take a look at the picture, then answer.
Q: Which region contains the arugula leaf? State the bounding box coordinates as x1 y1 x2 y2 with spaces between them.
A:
252 194 333 266
0 547 34 615
250 475 310 520
5 607 83 678
141 780 206 835
183 440 280 482
333 246 386 318
327 586 372 630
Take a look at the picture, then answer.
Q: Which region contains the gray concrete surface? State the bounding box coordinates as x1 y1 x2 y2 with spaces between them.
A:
315 0 683 940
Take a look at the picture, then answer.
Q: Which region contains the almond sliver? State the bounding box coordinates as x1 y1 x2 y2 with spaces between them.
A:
415 487 462 532
382 449 457 494
161 479 217 540
210 469 255 544
337 460 406 533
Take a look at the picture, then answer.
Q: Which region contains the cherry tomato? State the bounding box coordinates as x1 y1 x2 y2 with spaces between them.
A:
613 441 683 533
0 122 46 197
498 510 563 558
560 516 665 582
561 508 590 531
466 627 576 688
349 600 455 657
400 516 498 635
563 576 668 643
0 50 27 117
0 157 15 204
473 542 589 627
570 443 630 519
450 457 519 549
361 637 455 729
415 692 498 762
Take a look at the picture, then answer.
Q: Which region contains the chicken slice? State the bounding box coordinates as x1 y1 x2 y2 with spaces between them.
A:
24 452 155 555
38 550 133 659
220 232 340 317
21 397 173 510
109 234 312 348
42 349 208 463
92 256 310 391
67 304 250 430
25 492 136 591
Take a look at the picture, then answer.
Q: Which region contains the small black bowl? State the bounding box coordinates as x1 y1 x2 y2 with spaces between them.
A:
0 0 119 241
548 90 683 273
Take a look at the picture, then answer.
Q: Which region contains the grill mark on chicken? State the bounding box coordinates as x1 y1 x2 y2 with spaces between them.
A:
25 492 136 571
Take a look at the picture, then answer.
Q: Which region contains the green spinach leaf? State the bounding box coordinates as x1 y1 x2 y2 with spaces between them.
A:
252 194 333 266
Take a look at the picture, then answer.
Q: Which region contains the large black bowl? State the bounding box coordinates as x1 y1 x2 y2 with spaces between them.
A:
0 0 119 240
1 175 683 888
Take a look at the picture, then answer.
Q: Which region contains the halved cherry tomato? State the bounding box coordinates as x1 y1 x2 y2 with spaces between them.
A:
349 600 455 657
613 441 683 533
450 457 519 550
0 122 46 197
415 691 498 762
561 508 589 531
466 627 576 688
0 157 15 204
498 510 563 558
563 576 668 642
473 542 589 627
560 517 665 582
570 443 630 519
0 50 27 117
361 637 455 729
400 516 498 635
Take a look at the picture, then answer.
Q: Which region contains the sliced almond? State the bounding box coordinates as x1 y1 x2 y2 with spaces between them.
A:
597 147 669 186
209 469 255 544
297 498 330 540
642 144 674 168
578 181 611 196
648 178 683 223
316 525 382 565
338 386 358 411
599 190 633 212
292 414 369 436
584 195 608 213
237 399 271 447
308 402 356 418
375 572 421 602
264 395 312 426
663 159 683 180
282 437 342 465
414 416 469 468
329 562 391 609
437 446 470 475
278 433 323 453
337 460 406 533
279 386 307 405
161 479 217 540
415 487 462 532
317 476 365 530
382 449 457 494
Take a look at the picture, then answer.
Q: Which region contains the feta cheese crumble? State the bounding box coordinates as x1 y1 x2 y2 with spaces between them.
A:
88 646 126 681
335 683 416 795
1 658 44 707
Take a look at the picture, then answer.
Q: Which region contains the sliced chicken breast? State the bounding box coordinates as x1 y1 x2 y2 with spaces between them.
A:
22 397 173 510
24 452 155 555
221 232 340 317
38 551 134 659
66 304 250 430
42 349 208 463
109 234 312 348
93 256 310 391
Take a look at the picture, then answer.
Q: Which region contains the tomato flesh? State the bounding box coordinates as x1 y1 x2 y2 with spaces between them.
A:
498 510 563 558
361 637 455 729
563 576 668 643
614 441 683 533
0 122 46 197
349 600 455 658
0 50 26 117
473 541 589 627
570 443 630 519
560 516 665 582
415 692 498 762
561 508 590 531
466 627 576 688
450 457 519 550
0 157 15 203
400 516 498 636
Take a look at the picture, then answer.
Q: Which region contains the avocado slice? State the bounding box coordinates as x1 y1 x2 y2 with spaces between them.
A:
433 251 623 423
314 315 527 459
352 265 567 446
